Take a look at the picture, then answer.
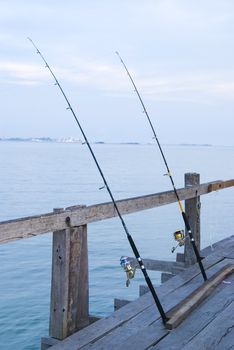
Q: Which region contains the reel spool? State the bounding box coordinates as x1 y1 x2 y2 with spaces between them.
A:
171 230 185 253
120 256 137 287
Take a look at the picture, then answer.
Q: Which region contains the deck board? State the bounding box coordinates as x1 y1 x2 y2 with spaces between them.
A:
50 255 223 350
201 234 234 258
165 264 234 330
50 237 234 350
151 270 234 349
181 301 234 350
109 259 234 350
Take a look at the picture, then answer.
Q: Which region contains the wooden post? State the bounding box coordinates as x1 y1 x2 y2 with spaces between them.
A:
184 173 201 266
49 208 89 340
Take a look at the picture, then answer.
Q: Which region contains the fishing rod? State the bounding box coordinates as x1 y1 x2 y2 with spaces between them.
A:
28 38 169 324
116 52 207 282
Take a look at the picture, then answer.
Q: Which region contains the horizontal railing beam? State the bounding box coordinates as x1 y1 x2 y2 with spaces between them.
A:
0 179 233 244
128 258 185 274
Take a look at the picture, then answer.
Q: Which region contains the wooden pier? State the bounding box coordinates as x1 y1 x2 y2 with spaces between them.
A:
0 173 234 349
44 236 234 349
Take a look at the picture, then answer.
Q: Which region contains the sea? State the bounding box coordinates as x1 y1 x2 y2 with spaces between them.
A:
0 141 233 350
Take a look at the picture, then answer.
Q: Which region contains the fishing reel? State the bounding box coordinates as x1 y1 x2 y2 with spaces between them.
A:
120 256 137 287
171 230 185 253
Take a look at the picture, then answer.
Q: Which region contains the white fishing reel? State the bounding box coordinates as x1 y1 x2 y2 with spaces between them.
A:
171 229 185 253
120 256 137 287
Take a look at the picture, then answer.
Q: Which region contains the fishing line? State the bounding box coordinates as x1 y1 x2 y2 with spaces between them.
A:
28 38 168 324
116 52 207 281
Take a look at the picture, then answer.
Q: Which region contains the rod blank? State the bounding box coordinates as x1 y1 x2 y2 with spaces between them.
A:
28 38 168 324
116 51 207 281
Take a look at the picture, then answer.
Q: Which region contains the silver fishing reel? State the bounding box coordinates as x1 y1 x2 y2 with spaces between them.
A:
120 256 137 287
171 229 185 253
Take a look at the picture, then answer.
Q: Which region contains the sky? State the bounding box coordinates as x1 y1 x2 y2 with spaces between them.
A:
1 0 234 145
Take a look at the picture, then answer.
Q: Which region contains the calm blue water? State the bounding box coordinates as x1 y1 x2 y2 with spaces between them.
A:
0 142 233 349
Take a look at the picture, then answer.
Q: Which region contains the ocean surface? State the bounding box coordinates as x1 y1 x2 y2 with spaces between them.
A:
0 142 233 349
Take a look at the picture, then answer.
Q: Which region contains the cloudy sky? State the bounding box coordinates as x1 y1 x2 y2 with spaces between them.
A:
1 0 234 145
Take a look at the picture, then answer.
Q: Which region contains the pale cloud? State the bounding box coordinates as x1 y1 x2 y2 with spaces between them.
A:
0 2 55 21
212 82 234 98
40 56 234 104
0 1 234 145
1 58 234 104
138 74 234 103
0 60 49 85
155 0 234 25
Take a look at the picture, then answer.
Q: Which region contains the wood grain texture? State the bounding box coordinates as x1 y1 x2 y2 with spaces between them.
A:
161 273 175 283
41 337 60 350
165 264 234 330
114 298 131 310
79 259 232 350
151 270 234 349
48 251 228 350
181 300 234 350
128 258 185 274
1 179 233 244
184 173 201 266
49 224 89 340
208 179 234 192
49 228 70 340
67 225 89 334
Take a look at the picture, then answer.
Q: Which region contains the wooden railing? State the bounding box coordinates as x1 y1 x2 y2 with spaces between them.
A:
0 174 233 348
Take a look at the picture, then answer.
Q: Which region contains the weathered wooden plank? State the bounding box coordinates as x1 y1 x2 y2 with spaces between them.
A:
139 285 149 296
208 178 234 192
49 224 89 340
68 180 228 228
224 251 234 259
114 298 131 310
140 241 229 296
181 300 234 350
99 307 166 349
114 322 169 350
125 259 234 350
128 258 185 274
165 263 234 329
184 173 201 266
49 253 226 350
151 265 234 349
41 337 60 350
176 252 185 262
139 250 224 297
1 179 233 244
49 227 69 340
67 225 89 334
201 234 234 258
80 259 232 350
89 315 101 324
81 304 164 349
161 273 175 283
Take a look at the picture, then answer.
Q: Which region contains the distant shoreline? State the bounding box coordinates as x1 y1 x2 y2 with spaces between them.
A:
0 137 215 147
